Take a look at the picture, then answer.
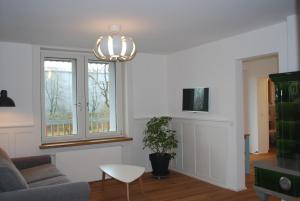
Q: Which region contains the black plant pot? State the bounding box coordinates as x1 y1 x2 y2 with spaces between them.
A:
149 153 171 178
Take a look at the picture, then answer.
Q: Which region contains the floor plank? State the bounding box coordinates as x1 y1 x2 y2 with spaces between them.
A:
89 151 280 201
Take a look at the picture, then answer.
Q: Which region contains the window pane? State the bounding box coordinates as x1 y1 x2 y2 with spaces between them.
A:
88 61 116 134
44 59 78 137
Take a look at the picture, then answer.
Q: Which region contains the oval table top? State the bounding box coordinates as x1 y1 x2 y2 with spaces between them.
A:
99 164 145 183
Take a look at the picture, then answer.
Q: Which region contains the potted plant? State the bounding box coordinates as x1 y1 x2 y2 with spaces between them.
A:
143 116 178 178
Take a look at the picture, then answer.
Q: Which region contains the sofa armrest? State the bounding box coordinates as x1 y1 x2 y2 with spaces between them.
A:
0 182 90 201
11 155 51 170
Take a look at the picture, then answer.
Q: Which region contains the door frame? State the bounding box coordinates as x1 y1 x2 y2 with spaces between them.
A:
235 53 279 189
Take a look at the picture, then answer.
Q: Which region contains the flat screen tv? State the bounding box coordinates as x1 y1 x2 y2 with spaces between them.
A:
182 88 209 112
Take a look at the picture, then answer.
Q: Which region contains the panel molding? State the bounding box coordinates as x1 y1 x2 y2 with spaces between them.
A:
0 126 36 157
171 117 230 189
0 122 34 128
134 115 232 124
0 133 10 155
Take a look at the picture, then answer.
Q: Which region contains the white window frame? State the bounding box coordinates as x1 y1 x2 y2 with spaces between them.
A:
84 56 123 139
41 50 123 144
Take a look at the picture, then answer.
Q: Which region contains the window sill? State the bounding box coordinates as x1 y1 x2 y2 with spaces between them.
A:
39 137 133 149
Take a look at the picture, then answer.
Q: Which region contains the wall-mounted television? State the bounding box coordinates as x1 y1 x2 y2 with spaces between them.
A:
182 88 209 112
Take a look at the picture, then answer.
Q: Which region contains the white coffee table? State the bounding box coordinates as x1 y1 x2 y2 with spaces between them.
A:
99 164 145 201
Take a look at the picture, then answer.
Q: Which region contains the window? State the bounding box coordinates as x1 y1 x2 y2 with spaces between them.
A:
87 61 116 134
44 59 78 137
41 51 123 143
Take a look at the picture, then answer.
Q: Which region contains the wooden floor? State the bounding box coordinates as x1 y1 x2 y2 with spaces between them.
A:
89 151 280 201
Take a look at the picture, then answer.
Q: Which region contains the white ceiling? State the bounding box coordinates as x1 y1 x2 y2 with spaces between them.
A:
0 0 296 54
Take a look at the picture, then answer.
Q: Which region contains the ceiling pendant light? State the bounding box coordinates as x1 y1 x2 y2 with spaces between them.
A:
93 25 136 62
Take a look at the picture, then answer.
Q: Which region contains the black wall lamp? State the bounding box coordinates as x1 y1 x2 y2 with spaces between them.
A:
0 90 15 107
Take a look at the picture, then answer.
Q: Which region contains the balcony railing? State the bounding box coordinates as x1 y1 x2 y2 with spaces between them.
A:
46 118 110 137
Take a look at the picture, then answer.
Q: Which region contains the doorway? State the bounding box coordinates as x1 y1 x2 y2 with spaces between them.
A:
241 54 279 189
242 54 278 155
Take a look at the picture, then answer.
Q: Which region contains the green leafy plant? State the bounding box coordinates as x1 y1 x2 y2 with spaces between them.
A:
143 116 178 158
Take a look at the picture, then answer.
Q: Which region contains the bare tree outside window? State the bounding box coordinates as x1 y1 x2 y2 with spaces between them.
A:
88 62 111 133
45 71 61 119
44 60 77 137
89 66 109 108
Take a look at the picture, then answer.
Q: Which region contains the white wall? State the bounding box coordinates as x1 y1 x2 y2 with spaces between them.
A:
0 42 34 127
243 55 278 153
287 15 300 71
123 53 169 171
0 42 168 181
0 42 40 158
167 22 288 190
130 53 168 118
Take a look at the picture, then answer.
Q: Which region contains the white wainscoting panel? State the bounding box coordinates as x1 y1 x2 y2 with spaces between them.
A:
171 122 183 171
0 125 36 157
171 117 231 189
0 132 10 154
182 123 196 175
195 125 210 181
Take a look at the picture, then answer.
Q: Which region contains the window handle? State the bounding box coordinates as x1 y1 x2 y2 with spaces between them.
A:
75 102 82 111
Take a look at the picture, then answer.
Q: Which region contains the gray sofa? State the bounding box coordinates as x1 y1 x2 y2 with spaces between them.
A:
0 147 90 201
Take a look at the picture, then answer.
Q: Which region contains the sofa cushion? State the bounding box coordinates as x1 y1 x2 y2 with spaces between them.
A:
21 164 64 184
0 147 10 161
0 158 29 192
28 175 70 188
